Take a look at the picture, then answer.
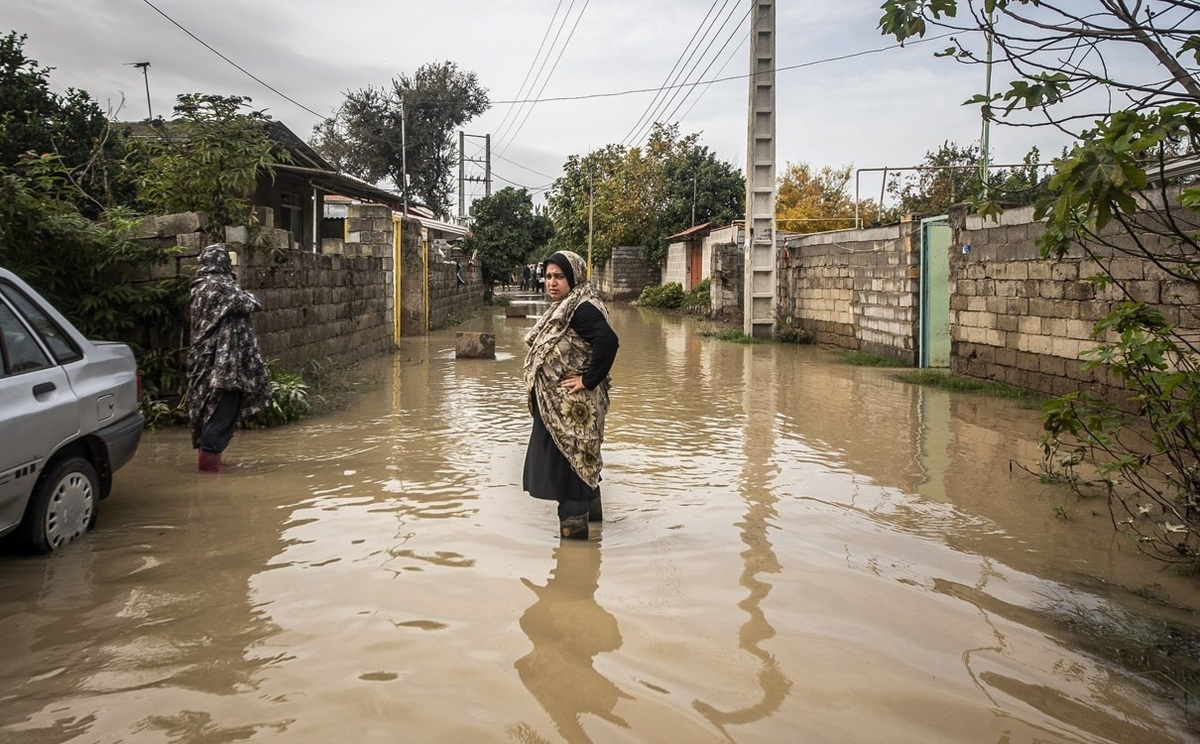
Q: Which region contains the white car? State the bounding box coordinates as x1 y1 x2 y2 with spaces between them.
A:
0 268 143 553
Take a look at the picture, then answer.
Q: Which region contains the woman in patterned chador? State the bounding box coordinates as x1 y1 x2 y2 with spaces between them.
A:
522 251 619 539
186 244 271 473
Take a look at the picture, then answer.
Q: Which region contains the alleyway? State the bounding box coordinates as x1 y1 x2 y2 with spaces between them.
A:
0 301 1196 744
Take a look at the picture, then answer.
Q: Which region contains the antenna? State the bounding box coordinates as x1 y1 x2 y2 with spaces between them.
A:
125 62 153 120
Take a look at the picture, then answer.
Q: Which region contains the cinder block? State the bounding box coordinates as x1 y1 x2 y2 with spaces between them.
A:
455 332 496 359
504 305 528 318
157 211 208 236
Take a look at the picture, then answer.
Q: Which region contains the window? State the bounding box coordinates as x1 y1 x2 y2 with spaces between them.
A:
0 284 80 364
0 301 51 376
280 192 303 247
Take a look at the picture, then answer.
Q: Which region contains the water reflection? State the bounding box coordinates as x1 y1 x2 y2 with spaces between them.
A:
514 542 628 743
692 346 792 732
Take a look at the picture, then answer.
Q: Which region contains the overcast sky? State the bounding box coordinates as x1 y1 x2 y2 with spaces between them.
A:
10 0 1077 212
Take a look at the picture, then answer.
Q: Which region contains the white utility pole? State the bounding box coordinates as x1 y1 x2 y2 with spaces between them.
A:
744 0 777 338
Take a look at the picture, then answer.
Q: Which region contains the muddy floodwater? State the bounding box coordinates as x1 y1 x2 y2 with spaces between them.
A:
2 301 1199 744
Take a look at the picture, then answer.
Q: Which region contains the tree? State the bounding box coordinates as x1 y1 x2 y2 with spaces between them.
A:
459 186 553 293
879 0 1200 563
131 94 281 240
776 162 879 233
547 123 743 265
0 32 133 215
888 141 982 216
310 61 488 218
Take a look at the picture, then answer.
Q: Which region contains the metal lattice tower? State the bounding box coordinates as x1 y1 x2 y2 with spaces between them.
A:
744 0 776 338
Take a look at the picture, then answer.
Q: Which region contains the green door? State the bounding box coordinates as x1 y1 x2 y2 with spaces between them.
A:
920 217 951 368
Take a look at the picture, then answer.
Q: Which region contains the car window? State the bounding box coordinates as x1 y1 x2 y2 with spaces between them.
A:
0 283 81 364
0 301 52 375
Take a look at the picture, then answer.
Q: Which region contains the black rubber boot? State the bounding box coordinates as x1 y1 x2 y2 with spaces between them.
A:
560 514 589 540
588 496 603 522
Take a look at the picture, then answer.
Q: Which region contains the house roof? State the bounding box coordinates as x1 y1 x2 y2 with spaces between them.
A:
666 222 715 241
119 118 407 211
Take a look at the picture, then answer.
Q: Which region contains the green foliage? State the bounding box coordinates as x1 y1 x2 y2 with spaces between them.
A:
0 32 134 215
548 123 743 265
247 361 312 427
459 186 553 291
635 282 685 308
895 369 1043 403
837 350 908 367
310 61 489 217
131 94 281 238
774 324 815 345
877 1 1200 566
698 327 766 344
885 140 1049 219
1039 302 1200 564
681 278 710 315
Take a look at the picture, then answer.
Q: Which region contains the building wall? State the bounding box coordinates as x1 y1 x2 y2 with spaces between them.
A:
942 203 1198 400
594 246 660 301
709 241 743 322
135 208 485 387
135 210 396 374
777 219 920 363
663 242 689 287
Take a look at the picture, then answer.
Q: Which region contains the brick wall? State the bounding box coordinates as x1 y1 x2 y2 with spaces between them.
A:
595 245 660 301
946 204 1191 399
779 219 921 364
710 242 743 322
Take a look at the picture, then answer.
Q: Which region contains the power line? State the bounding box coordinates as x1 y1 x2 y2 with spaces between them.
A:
492 32 955 106
490 0 568 146
648 4 748 145
624 0 744 148
620 0 730 146
496 0 591 157
138 0 327 121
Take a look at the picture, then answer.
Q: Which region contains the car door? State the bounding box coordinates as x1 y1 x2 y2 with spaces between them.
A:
0 291 78 535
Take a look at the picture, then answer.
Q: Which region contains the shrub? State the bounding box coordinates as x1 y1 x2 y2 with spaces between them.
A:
247 361 311 427
636 282 685 308
682 278 711 315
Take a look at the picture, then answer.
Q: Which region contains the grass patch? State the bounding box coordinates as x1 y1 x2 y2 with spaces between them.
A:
698 327 767 344
895 369 1043 404
837 350 909 367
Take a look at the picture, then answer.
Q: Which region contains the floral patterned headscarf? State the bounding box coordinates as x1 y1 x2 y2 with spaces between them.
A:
522 251 612 488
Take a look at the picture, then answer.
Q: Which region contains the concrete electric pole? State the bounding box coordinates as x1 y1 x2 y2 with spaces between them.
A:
744 0 777 339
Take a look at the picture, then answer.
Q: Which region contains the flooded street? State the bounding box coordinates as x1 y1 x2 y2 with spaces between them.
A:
2 301 1198 744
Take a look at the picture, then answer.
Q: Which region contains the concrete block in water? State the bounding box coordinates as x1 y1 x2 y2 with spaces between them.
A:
504 305 528 318
455 331 496 359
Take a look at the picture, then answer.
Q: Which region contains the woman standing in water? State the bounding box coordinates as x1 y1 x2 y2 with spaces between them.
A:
186 244 271 473
523 251 619 539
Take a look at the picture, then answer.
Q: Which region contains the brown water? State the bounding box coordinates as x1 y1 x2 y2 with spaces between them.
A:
1 302 1197 744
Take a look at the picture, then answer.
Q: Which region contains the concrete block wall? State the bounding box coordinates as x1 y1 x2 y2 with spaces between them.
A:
134 211 393 379
947 204 1187 400
663 243 689 287
595 245 660 301
949 202 1200 400
710 242 743 322
240 251 393 372
428 258 485 329
780 220 920 363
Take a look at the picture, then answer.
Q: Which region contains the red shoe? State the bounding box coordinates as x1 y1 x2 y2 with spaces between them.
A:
198 449 222 473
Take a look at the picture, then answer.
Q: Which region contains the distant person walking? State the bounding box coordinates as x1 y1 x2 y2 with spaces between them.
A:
521 264 533 291
186 244 271 473
522 251 619 539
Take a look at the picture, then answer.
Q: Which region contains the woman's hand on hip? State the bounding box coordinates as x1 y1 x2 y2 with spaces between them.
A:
560 374 585 394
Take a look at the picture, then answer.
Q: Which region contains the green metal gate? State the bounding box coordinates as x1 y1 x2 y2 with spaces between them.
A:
920 217 952 368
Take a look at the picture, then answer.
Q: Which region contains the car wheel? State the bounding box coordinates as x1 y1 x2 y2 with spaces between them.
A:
21 457 98 554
